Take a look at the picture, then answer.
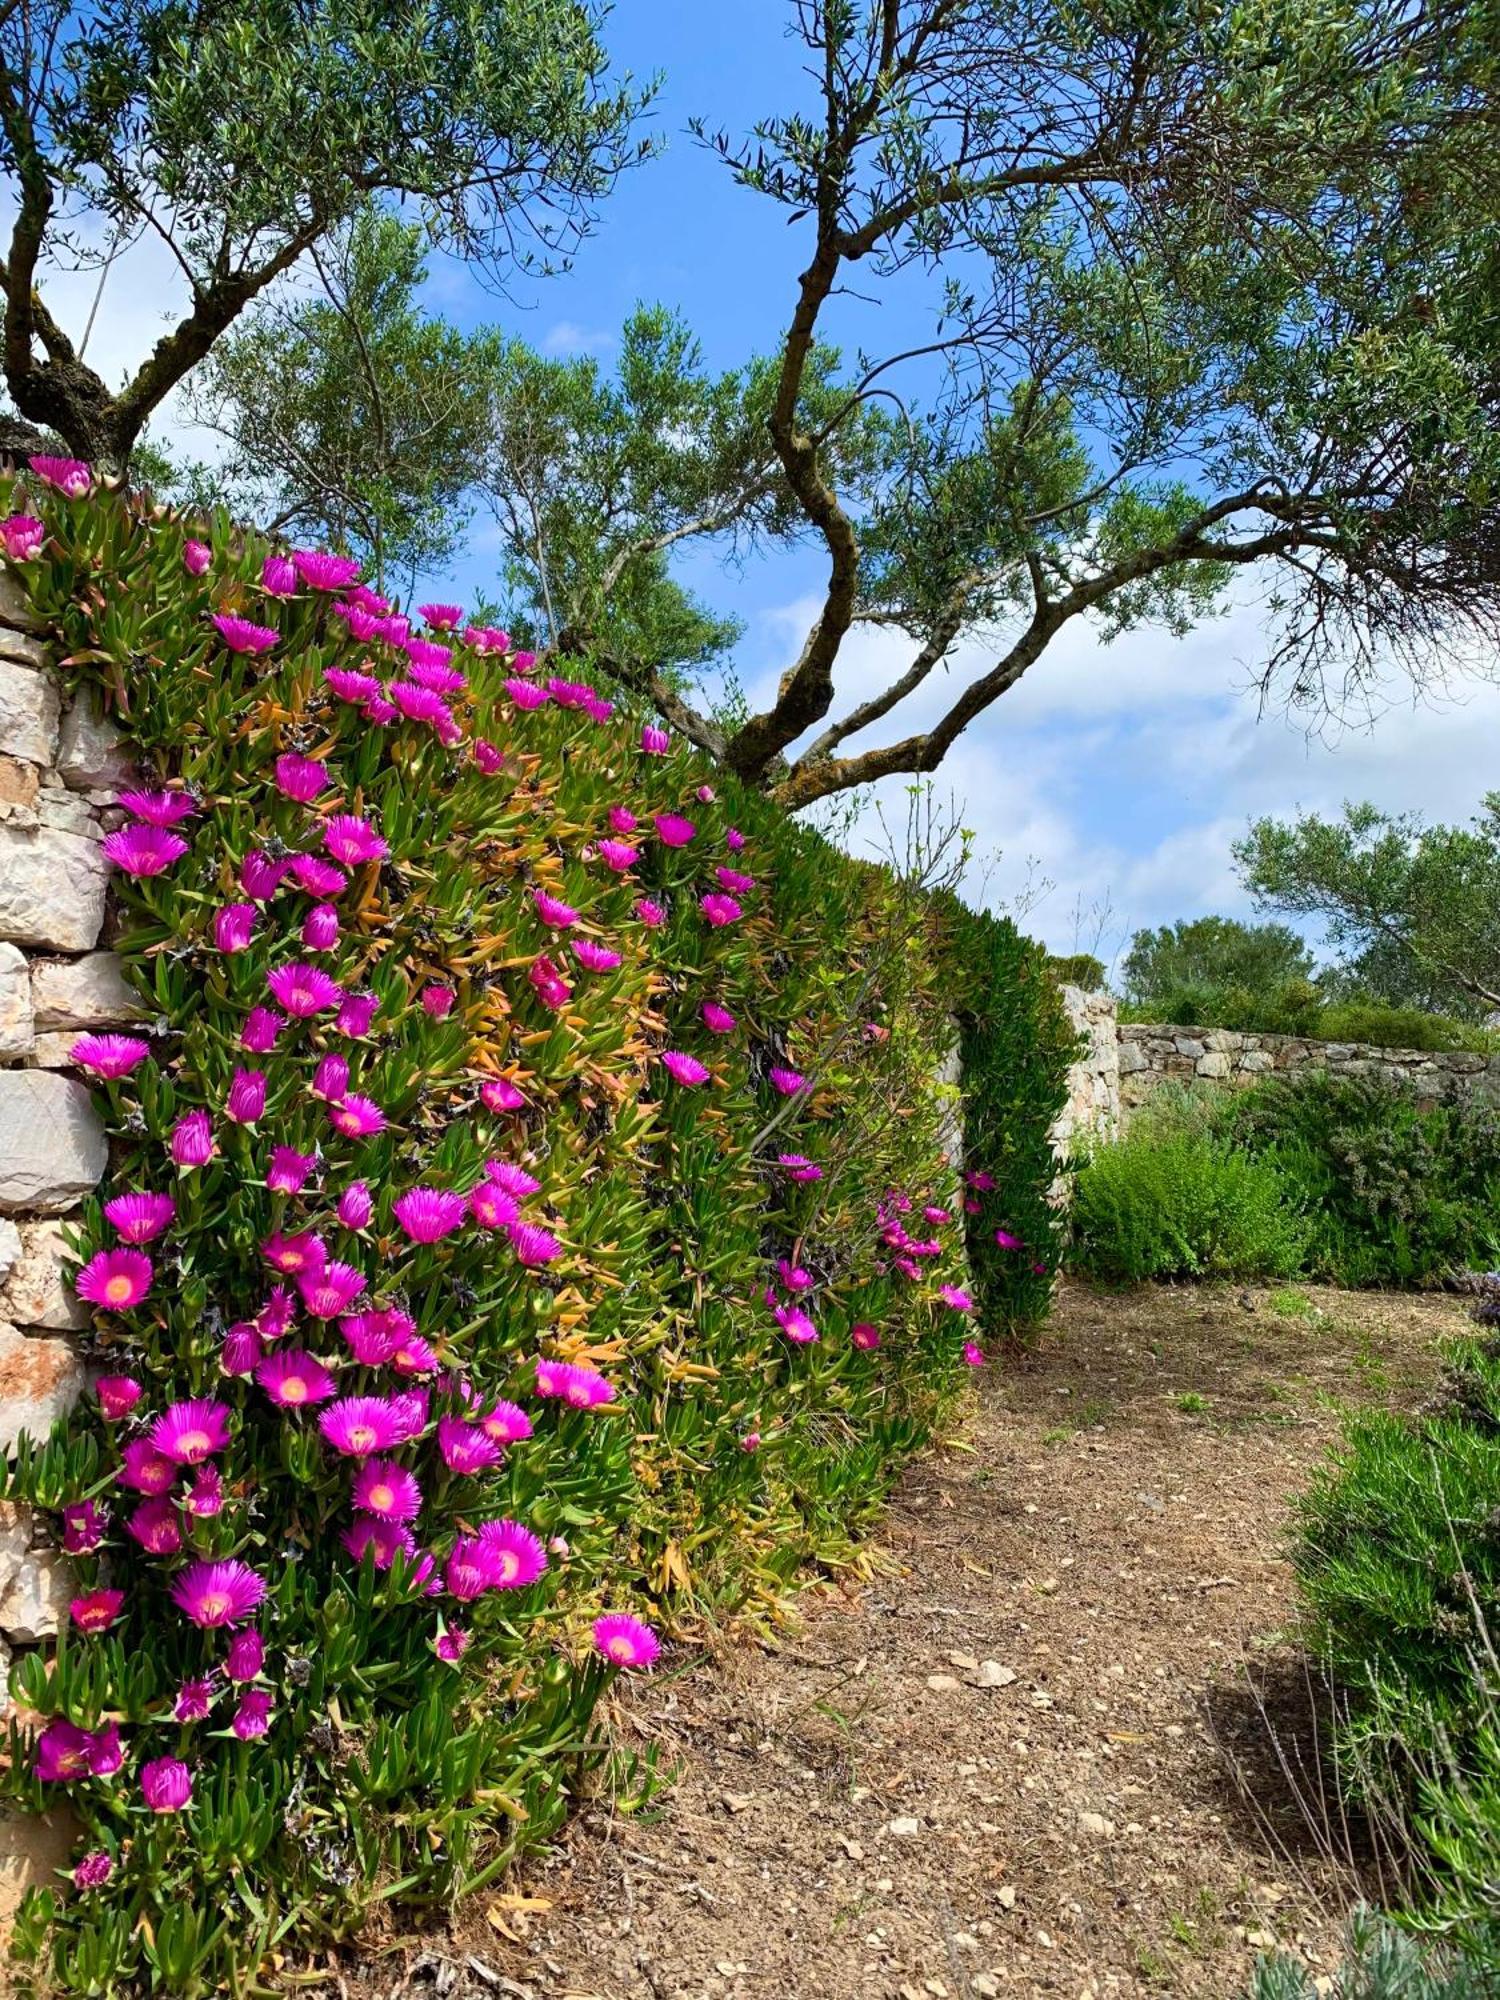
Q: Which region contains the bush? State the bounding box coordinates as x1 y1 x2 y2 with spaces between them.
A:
1068 1130 1307 1282
1250 1909 1500 1999
1117 987 1492 1052
1227 1073 1500 1285
0 473 1069 1994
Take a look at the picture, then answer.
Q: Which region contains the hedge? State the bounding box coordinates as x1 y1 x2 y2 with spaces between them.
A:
0 464 1070 1996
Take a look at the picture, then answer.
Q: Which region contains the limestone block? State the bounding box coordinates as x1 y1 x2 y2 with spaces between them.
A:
0 1805 79 1946
31 951 138 1031
0 1221 19 1285
0 660 59 766
1172 1036 1206 1059
57 696 133 791
29 1031 80 1066
34 786 99 837
0 1071 106 1212
1237 1049 1275 1073
1196 1051 1232 1078
0 625 47 671
0 823 107 950
0 564 43 633
0 754 39 813
0 942 33 1057
0 1322 83 1456
0 1221 85 1330
0 1545 71 1641
1115 1042 1149 1075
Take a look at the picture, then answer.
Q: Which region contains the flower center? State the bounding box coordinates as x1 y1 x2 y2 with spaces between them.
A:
370 1484 393 1512
349 1425 376 1452
607 1638 632 1663
104 1276 135 1304
281 1379 307 1404
178 1430 210 1458
199 1592 229 1621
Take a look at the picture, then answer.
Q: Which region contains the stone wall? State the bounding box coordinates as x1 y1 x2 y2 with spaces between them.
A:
1049 985 1120 1163
0 558 133 1909
1117 1021 1500 1113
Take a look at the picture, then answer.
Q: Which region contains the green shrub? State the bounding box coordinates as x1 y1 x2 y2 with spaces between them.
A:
1069 1131 1307 1282
0 471 1069 1994
1227 1073 1500 1285
1250 1909 1500 1999
1117 989 1492 1052
1317 1004 1494 1054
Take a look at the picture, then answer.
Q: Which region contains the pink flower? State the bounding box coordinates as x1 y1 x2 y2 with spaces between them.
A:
741 1431 761 1452
528 953 572 1011
533 888 579 929
185 1465 223 1517
700 892 742 927
534 1358 615 1408
292 549 361 591
716 867 755 894
963 1341 985 1367
635 896 666 929
118 788 198 827
69 1588 125 1635
779 1153 822 1182
777 1259 813 1292
62 1501 105 1553
225 1067 267 1125
342 1518 417 1570
769 1066 806 1097
258 1286 297 1338
302 903 340 951
71 1032 151 1078
337 1181 373 1229
171 1559 266 1628
994 1228 1022 1251
262 555 297 597
336 991 380 1037
420 983 455 1019
696 784 716 802
393 1187 467 1243
182 538 211 575
257 1348 338 1407
95 1374 142 1420
102 824 189 877
75 1248 152 1312
242 850 289 900
0 513 45 560
725 827 746 852
478 1518 547 1587
226 1629 265 1680
939 1285 974 1312
573 938 622 972
512 649 537 671
966 1169 997 1192
486 1160 542 1197
324 665 382 704
418 601 463 631
212 613 279 657
263 1227 327 1276
661 1050 709 1087
73 1851 113 1890
266 1146 316 1195
352 1459 422 1521
297 1260 366 1319
596 838 638 872
480 1077 526 1113
851 1322 881 1351
127 1495 182 1554
339 1313 396 1365
312 1054 349 1101
232 1690 273 1740
29 453 91 498
328 1093 386 1140
437 1416 503 1475
477 1399 533 1446
320 1396 404 1456
34 1718 111 1783
609 807 638 834
170 1108 215 1167
653 812 695 847
434 1625 469 1663
389 679 454 729
174 1677 215 1721
593 1613 660 1669
444 1536 496 1601
506 677 550 710
474 739 505 774
774 1302 818 1344
151 1399 232 1465
469 1178 520 1231
287 854 347 897
547 676 591 709
701 1002 736 1034
213 902 257 954
222 1321 263 1377
141 1758 193 1812
238 1011 284 1060
404 645 465 694
267 963 343 1017
274 753 330 803
345 583 390 615
508 1219 561 1266
640 724 670 754
324 814 388 866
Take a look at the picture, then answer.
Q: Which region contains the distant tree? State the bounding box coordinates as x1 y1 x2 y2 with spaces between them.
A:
501 0 1500 807
1121 918 1316 1009
184 209 499 591
0 0 648 470
1236 801 1500 1014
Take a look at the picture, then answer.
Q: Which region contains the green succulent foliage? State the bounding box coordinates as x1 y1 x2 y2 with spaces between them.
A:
0 475 1066 1993
1250 1908 1500 2000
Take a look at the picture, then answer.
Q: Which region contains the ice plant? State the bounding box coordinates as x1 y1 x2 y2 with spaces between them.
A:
352 1460 422 1522
71 1032 151 1078
661 1050 709 1087
324 814 388 865
506 677 549 709
477 1399 532 1446
171 1559 266 1628
118 788 198 826
653 812 695 847
256 1349 339 1407
102 824 189 876
242 850 289 899
851 1322 882 1350
437 1417 503 1474
263 1228 327 1276
343 1518 417 1569
212 613 279 657
95 1375 142 1420
700 892 742 927
29 453 92 498
593 1614 660 1669
393 1187 468 1242
420 983 455 1017
535 1358 615 1408
312 1054 349 1101
267 963 343 1017
328 1094 386 1140
74 1852 113 1890
528 954 572 1010
319 1396 403 1456
533 888 579 929
128 1497 183 1554
993 1229 1022 1250
36 1718 110 1782
468 1178 520 1231
774 1303 819 1344
232 1691 273 1740
480 1077 527 1113
170 1109 215 1167
702 1002 736 1034
287 854 347 897
150 1399 232 1465
573 938 622 972
779 1154 823 1182
609 806 638 833
596 838 638 872
939 1285 974 1312
640 724 670 754
185 1466 223 1517
225 1068 267 1124
226 1630 265 1680
266 1146 316 1195
477 1518 547 1587
336 991 380 1037
0 513 45 560
75 1248 153 1312
769 1066 806 1097
963 1341 986 1367
213 902 257 954
635 896 666 928
69 1588 126 1635
140 1758 193 1812
274 753 330 801
262 554 297 596
174 1679 214 1722
508 1219 561 1266
486 1160 541 1198
292 549 361 591
62 1501 105 1553
716 866 755 894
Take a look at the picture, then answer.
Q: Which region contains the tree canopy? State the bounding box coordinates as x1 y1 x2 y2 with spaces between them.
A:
1236 799 1500 1014
0 0 649 467
1121 918 1317 1011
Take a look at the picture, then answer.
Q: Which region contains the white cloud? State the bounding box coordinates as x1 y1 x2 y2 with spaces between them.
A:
540 320 616 358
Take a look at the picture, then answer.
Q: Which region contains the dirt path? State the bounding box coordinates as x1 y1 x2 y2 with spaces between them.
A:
359 1280 1465 2000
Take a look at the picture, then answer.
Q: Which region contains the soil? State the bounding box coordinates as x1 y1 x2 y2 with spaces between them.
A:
348 1279 1466 2000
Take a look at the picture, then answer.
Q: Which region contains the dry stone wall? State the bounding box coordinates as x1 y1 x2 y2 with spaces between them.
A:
1049 985 1120 1161
0 560 134 1678
1117 1021 1500 1112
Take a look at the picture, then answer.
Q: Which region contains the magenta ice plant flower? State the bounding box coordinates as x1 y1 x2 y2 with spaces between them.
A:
242 850 289 900
573 938 622 972
593 1614 660 1669
212 613 279 657
343 1518 417 1570
0 513 45 560
75 1248 152 1312
141 1757 193 1812
73 1850 113 1890
319 1396 404 1456
769 1066 806 1096
292 549 362 591
102 824 189 877
774 1303 818 1344
71 1032 151 1078
232 1691 273 1740
474 739 504 774
437 1417 503 1475
434 1625 470 1663
221 1324 263 1376
851 1322 881 1351
35 1718 109 1783
262 554 297 596
963 1341 986 1367
29 453 92 497
262 1228 327 1276
337 1180 373 1230
336 991 380 1037
393 1187 468 1243
174 1678 215 1722
640 724 670 754
274 753 330 802
779 1154 823 1182
170 1108 215 1167
725 827 746 852
506 677 549 710
62 1501 105 1553
478 1518 547 1588
635 896 666 928
95 1374 142 1420
267 962 343 1017
485 1160 542 1198
69 1588 125 1635
225 1067 267 1125
528 954 572 1010
700 892 742 926
287 854 347 897
508 1219 561 1266
596 838 638 872
256 1349 338 1408
118 788 198 827
181 538 211 576
468 1178 520 1232
324 666 382 704
939 1285 974 1312
226 1629 265 1681
535 1358 615 1408
993 1228 1022 1250
127 1497 183 1554
701 1002 736 1034
661 1050 709 1087
533 888 579 929
328 1094 386 1140
653 812 695 847
266 1146 316 1195
185 1465 223 1517
151 1398 232 1465
716 866 755 894
213 902 257 954
480 1076 527 1113
171 1559 266 1628
117 1441 176 1494
477 1399 533 1446
297 1259 366 1318
352 1459 422 1522
324 814 388 866
312 1054 349 1101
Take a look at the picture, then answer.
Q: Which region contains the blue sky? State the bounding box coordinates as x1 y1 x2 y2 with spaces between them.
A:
33 3 1500 965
